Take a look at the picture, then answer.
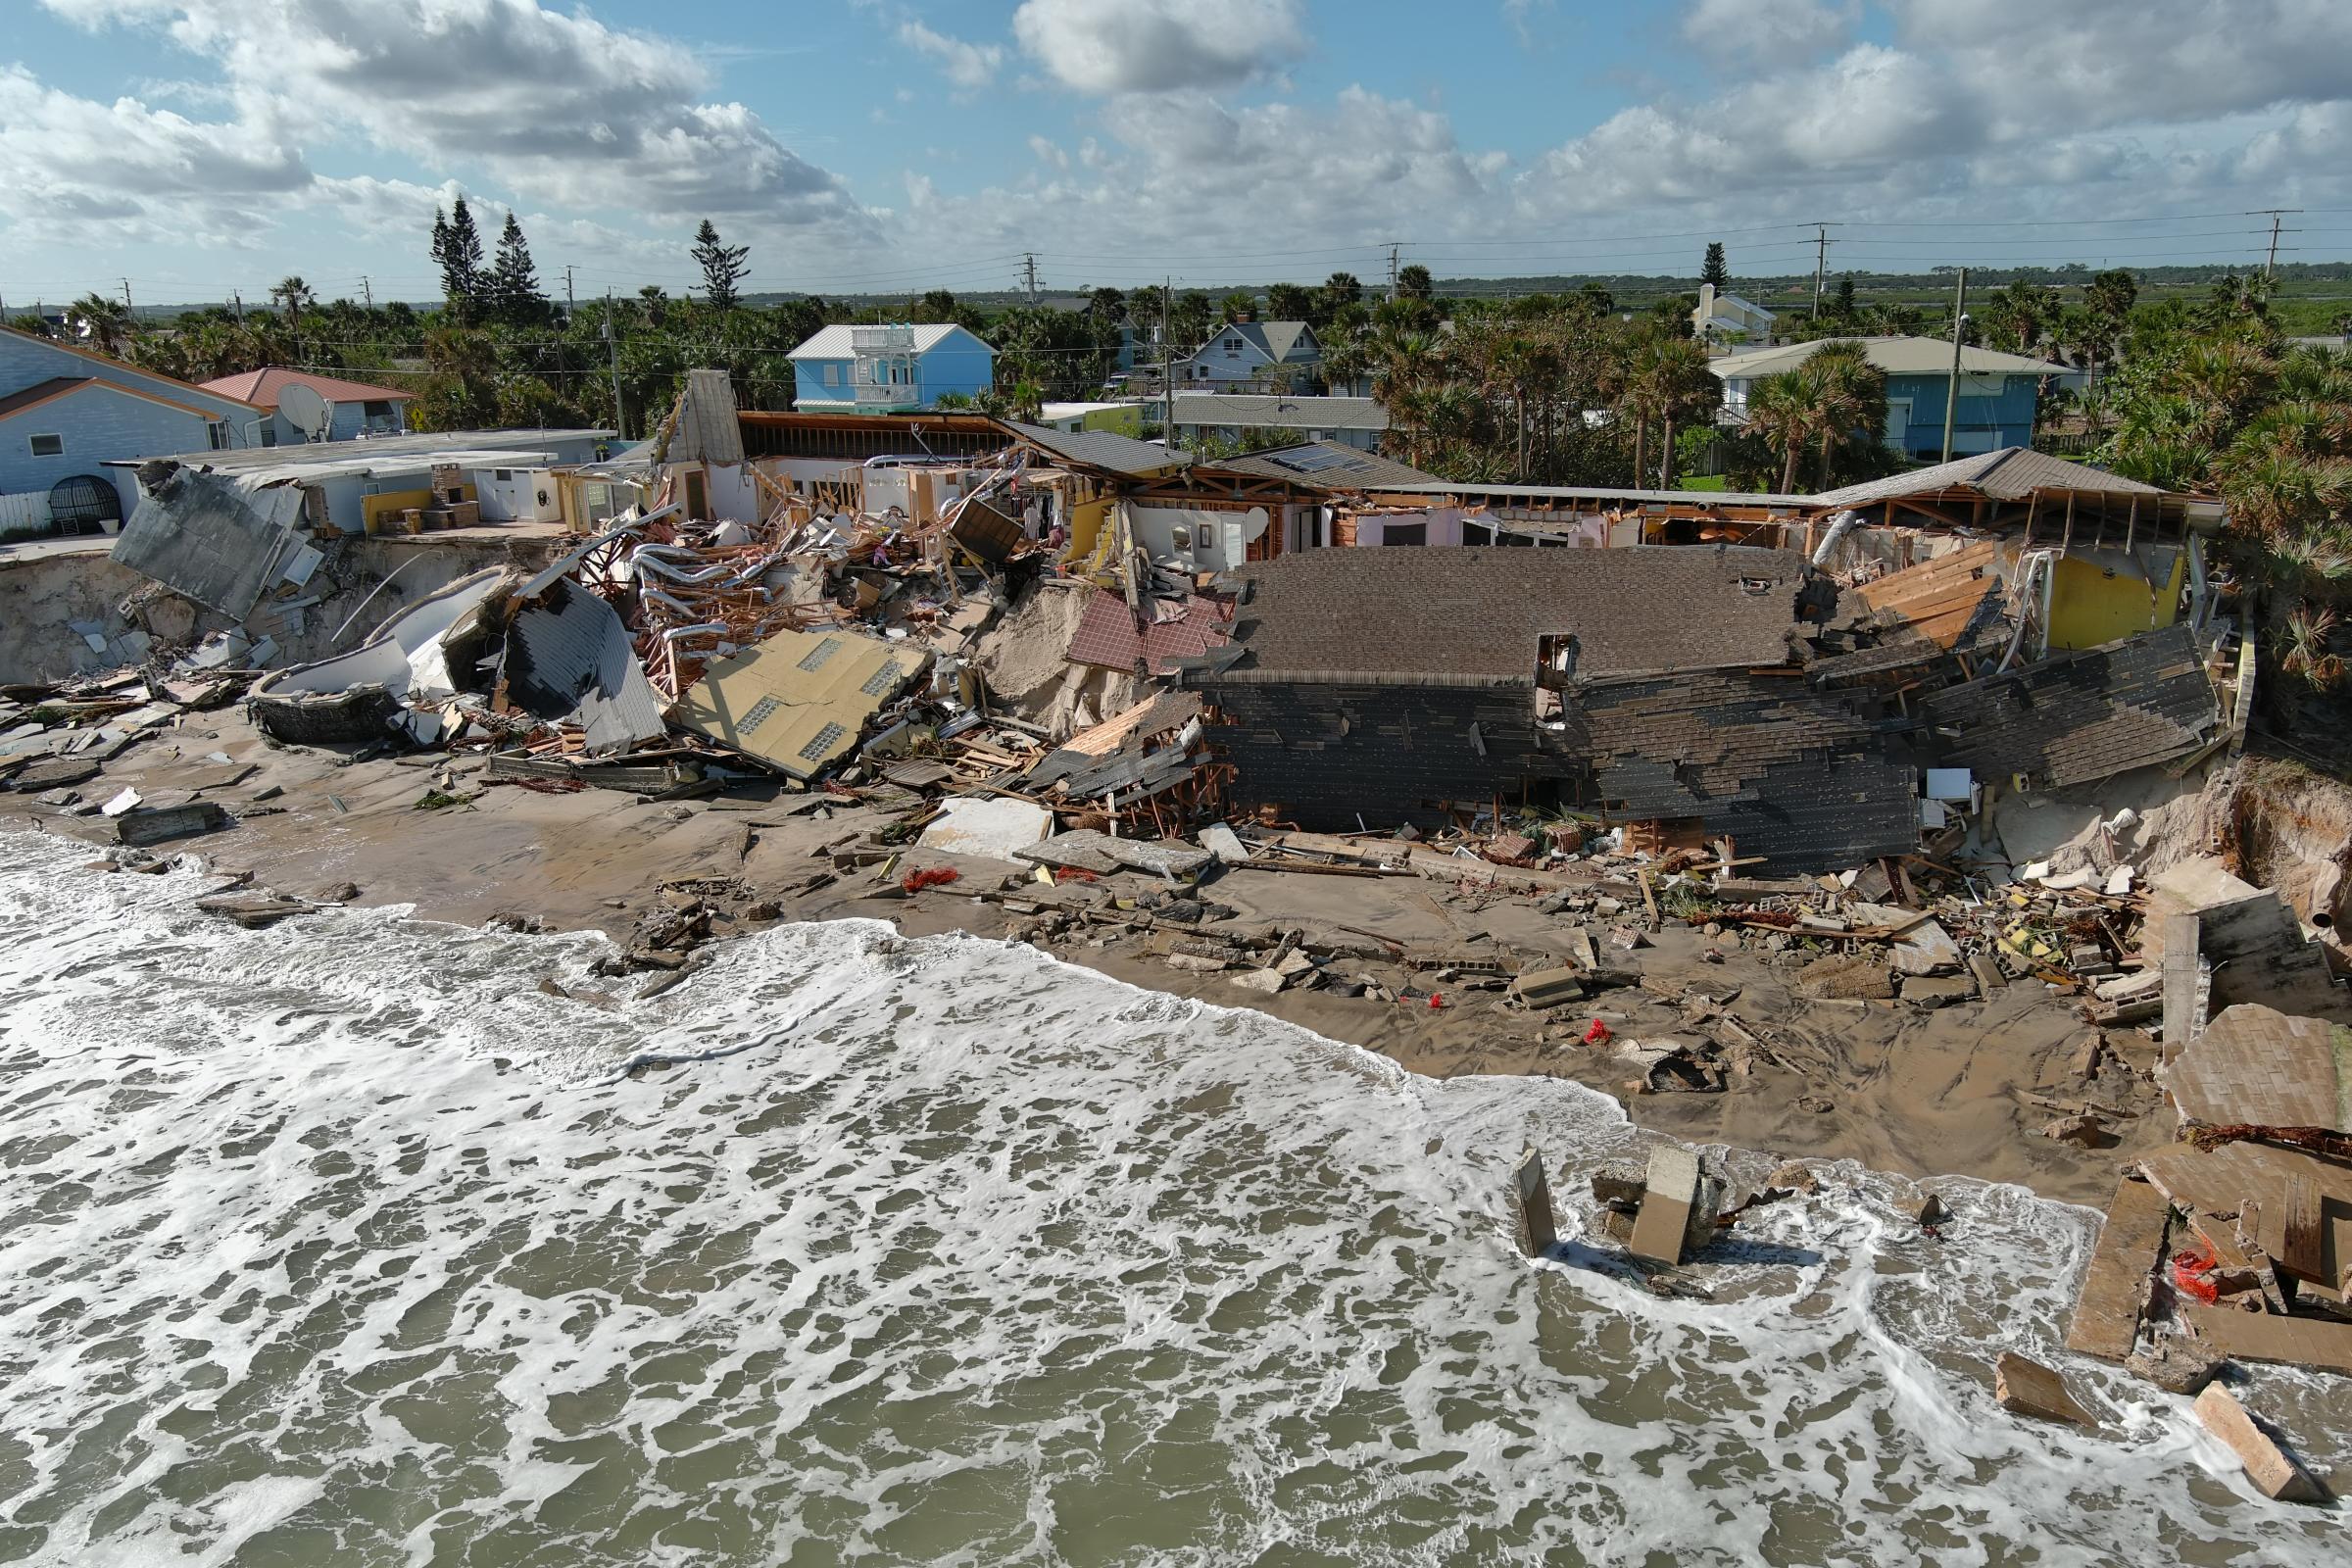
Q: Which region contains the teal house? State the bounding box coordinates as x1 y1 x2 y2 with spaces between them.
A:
1710 336 2075 461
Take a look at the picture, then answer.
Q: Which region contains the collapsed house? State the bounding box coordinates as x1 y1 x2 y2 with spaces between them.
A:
1172 546 1922 872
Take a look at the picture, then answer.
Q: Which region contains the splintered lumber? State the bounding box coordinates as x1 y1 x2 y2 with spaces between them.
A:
2064 1177 2173 1361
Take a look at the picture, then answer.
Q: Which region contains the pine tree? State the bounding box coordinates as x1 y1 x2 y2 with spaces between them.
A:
692 220 749 311
1836 274 1856 318
1700 241 1730 290
490 213 546 324
431 198 485 322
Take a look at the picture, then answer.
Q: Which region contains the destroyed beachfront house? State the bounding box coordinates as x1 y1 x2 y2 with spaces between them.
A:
1173 546 1925 873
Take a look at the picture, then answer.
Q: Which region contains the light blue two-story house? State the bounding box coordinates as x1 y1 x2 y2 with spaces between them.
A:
1710 335 2078 461
0 324 266 536
787 324 995 413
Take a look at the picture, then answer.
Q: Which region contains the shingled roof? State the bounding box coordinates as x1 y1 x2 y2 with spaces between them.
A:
1193 545 1819 686
1921 623 2218 788
1563 669 1920 871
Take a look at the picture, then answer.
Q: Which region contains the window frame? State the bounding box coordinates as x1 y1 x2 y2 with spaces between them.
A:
27 433 64 459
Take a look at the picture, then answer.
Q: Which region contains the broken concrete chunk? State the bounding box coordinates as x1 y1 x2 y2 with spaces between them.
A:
1512 1149 1558 1257
1197 822 1250 864
1766 1161 1821 1194
2126 1340 2225 1396
1899 973 1975 1008
1163 952 1230 974
2042 1113 2105 1148
1228 967 1289 994
1507 965 1587 1011
2193 1385 2326 1503
1627 1144 1702 1267
1891 918 1962 975
2092 968 2163 1004
1993 1351 2094 1427
112 801 225 848
1794 954 1895 1001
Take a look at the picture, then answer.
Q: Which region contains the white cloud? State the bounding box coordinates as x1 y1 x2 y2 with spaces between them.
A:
1680 0 1854 70
896 18 1005 92
0 64 310 246
1011 0 1308 94
1502 0 1555 49
39 0 877 237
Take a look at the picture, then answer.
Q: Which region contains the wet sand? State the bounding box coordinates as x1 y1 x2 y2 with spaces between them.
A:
17 704 2169 1206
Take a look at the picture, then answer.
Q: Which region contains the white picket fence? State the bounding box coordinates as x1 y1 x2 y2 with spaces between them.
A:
0 491 52 537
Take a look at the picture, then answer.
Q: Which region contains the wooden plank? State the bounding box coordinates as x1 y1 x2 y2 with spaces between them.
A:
2064 1177 2172 1360
2278 1175 2325 1284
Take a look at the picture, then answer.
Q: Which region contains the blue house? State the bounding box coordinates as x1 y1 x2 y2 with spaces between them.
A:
198 367 413 446
0 324 265 536
787 323 995 413
1710 336 2077 461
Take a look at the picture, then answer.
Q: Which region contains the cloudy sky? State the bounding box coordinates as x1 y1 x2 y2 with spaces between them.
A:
3 0 2349 308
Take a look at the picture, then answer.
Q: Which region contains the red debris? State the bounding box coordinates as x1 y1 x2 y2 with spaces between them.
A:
1428 994 1445 1010
1583 1018 1612 1046
2172 1246 2221 1304
901 866 961 894
1054 866 1099 883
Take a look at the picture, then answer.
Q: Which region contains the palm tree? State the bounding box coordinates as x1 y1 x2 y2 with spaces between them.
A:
1804 339 1887 487
67 293 132 356
1646 337 1718 487
1744 370 1820 494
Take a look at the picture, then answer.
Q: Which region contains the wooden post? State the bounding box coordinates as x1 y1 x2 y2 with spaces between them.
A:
1512 1149 1558 1257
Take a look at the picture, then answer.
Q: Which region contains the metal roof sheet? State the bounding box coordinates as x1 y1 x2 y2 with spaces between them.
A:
1206 442 1437 489
1811 447 2162 508
1171 393 1388 431
1707 335 2071 380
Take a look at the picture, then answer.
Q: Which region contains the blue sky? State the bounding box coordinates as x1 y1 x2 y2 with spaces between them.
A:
3 1 2348 309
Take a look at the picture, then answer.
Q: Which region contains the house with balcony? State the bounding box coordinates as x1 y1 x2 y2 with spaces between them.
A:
198 367 414 445
1692 283 1776 346
787 323 995 413
1709 336 2076 460
1173 318 1322 389
0 323 264 539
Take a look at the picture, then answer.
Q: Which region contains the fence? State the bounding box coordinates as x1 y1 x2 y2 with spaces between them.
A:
0 491 52 541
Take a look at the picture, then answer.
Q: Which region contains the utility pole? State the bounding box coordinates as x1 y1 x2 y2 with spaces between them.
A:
121 277 133 316
360 275 373 311
564 265 577 318
1021 252 1040 307
604 293 625 440
1939 267 1969 466
2253 209 2302 278
1386 241 1400 301
231 290 244 322
1160 274 1173 446
1809 225 1838 318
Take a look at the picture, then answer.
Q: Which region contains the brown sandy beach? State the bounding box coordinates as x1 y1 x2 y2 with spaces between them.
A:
16 700 2173 1209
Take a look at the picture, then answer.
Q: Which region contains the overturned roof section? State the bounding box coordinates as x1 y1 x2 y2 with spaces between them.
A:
1066 589 1235 675
1921 624 2217 788
1811 540 2014 685
666 368 745 466
1194 545 1816 687
1813 448 2161 510
673 626 928 780
109 466 318 619
505 579 667 757
1205 442 1437 490
1003 420 1182 479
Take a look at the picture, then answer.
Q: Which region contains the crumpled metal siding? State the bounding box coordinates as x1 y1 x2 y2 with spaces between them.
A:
109 467 312 618
505 579 666 756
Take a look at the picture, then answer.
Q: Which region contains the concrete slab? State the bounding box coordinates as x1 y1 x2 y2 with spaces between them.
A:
2064 1177 2172 1361
1628 1144 1700 1266
918 798 1054 862
2194 1385 2326 1502
1993 1351 2094 1426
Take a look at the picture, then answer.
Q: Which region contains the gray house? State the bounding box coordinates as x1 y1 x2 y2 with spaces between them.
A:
1174 319 1323 388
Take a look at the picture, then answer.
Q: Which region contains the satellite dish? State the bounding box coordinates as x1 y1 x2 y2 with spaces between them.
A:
276 382 330 442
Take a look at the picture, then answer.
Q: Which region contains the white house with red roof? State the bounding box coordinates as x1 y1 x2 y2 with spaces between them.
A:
199 367 414 446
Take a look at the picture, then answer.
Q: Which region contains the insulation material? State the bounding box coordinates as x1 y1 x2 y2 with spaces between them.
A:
673 626 928 780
